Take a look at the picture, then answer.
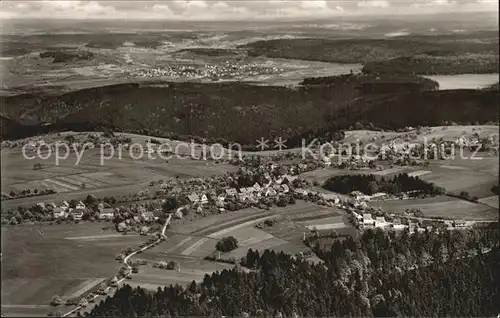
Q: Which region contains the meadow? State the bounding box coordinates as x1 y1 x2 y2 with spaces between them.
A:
1 222 145 317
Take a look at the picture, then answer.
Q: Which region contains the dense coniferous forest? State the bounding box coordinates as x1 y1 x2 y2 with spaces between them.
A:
86 226 500 317
322 173 445 196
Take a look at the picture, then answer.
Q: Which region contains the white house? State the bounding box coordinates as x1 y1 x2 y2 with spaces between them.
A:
453 220 467 228
253 182 261 191
362 214 375 228
283 175 297 184
281 184 290 194
99 208 115 220
375 216 389 228
200 194 209 205
350 191 370 201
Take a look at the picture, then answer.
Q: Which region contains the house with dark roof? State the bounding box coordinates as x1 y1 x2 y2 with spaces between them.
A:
187 193 200 203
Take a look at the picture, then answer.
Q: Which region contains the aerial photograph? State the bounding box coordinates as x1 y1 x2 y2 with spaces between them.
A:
0 0 499 317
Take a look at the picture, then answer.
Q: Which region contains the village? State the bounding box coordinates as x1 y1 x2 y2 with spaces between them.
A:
130 60 283 82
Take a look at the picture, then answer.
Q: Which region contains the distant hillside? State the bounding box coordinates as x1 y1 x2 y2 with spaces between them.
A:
1 80 498 145
363 55 499 75
241 37 499 74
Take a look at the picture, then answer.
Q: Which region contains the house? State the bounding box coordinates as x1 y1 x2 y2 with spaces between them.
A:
225 188 238 196
253 182 261 191
284 175 297 184
354 201 368 210
187 193 199 204
272 184 282 192
351 211 363 225
320 193 340 204
323 156 332 167
175 207 186 219
76 201 86 210
362 214 375 228
294 188 308 196
36 202 45 210
71 208 84 220
281 184 290 193
453 220 467 228
368 192 388 201
141 211 155 223
265 187 277 197
375 216 388 228
200 194 209 205
217 194 226 203
350 191 370 201
61 201 69 210
53 207 67 219
392 218 402 226
99 208 115 220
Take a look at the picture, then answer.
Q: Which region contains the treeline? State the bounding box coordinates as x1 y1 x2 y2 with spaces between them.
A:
299 73 440 94
1 79 498 144
322 173 445 196
363 55 499 76
86 227 500 317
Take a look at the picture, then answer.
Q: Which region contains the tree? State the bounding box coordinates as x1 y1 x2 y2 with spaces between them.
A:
216 236 239 252
163 196 180 213
277 197 287 207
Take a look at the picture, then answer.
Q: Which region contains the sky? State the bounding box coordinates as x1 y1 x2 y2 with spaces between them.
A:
1 0 498 20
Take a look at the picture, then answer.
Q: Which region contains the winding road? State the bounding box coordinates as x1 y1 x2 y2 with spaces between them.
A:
61 215 172 317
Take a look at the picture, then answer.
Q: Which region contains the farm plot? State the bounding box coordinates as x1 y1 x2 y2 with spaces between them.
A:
421 168 497 198
373 196 498 220
220 236 290 261
127 258 233 289
298 215 347 231
1 222 145 315
478 196 499 209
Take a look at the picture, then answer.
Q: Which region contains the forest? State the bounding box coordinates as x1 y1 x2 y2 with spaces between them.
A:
86 225 500 317
322 173 445 197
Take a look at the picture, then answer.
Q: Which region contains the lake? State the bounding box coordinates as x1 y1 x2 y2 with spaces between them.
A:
423 74 498 90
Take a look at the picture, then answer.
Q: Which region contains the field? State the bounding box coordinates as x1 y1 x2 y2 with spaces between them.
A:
1 222 146 317
372 196 498 220
1 132 237 209
118 201 349 292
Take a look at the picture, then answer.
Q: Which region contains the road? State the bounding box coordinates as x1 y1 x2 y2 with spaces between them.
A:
61 215 171 317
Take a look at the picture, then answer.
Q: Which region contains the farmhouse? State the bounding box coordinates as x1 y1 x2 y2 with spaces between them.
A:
99 208 115 220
